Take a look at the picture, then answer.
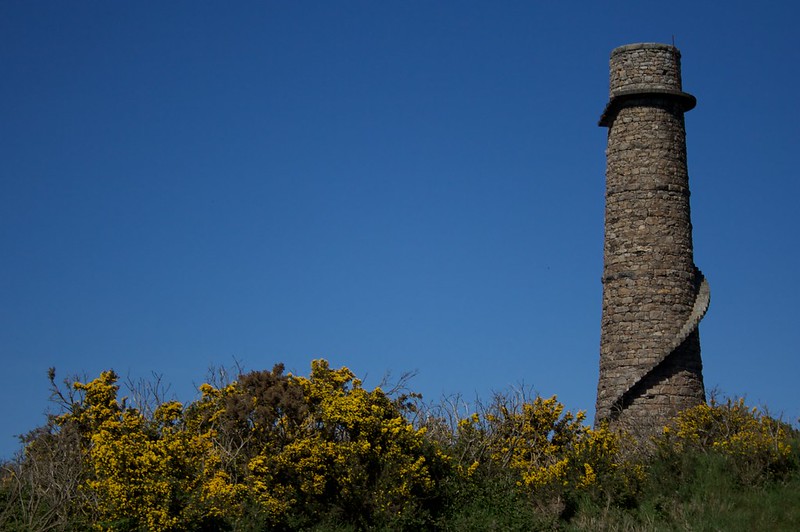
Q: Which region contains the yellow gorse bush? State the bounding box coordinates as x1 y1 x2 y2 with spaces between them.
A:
48 360 448 529
56 372 225 530
246 359 443 521
451 393 644 511
490 396 588 489
659 397 795 483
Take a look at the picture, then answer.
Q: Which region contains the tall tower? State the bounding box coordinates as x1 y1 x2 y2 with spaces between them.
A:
596 43 709 430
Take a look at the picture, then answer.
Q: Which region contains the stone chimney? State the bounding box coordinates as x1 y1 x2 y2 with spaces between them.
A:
596 43 709 431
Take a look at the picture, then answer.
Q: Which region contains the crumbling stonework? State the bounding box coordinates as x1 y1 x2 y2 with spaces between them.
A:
596 43 708 431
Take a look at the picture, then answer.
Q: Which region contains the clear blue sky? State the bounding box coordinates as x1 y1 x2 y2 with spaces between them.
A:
2 1 798 458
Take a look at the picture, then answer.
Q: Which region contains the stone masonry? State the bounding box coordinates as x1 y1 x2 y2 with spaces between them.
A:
595 43 709 431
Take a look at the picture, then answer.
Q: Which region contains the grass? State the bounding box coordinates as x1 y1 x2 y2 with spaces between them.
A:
565 451 800 531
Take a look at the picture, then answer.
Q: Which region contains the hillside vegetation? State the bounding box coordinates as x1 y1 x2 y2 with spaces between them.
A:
2 359 798 530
